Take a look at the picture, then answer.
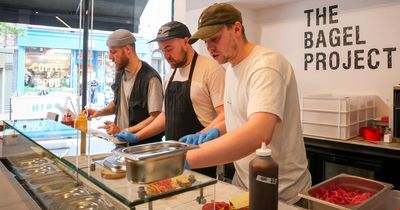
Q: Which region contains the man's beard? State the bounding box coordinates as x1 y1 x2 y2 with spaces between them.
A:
116 54 129 71
169 50 188 69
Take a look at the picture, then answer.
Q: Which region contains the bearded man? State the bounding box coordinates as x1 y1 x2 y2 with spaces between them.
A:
87 29 164 144
114 21 226 178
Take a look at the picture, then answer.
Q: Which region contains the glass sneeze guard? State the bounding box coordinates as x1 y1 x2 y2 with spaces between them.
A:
1 119 217 209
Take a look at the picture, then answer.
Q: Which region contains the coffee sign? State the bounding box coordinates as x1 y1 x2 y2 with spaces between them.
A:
25 47 71 89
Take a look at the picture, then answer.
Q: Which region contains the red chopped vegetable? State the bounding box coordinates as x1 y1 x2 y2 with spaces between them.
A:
202 201 230 210
315 183 372 206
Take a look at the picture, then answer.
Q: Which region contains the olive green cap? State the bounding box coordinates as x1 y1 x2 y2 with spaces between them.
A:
189 3 242 44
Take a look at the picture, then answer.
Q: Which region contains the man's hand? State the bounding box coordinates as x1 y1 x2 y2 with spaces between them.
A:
115 130 139 145
179 128 220 145
97 121 121 135
86 108 100 120
105 122 121 135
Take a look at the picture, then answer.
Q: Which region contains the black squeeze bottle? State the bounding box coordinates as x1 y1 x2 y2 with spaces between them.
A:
249 142 279 210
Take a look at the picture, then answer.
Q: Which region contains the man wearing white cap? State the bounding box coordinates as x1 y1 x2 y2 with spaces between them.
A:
87 29 164 144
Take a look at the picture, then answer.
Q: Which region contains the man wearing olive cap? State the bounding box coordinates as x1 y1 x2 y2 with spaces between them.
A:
183 3 312 205
87 29 164 144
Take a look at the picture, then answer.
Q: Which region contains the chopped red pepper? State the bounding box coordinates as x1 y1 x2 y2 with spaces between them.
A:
202 201 230 210
315 183 372 206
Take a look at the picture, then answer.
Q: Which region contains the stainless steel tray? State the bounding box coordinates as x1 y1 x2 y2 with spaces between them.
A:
299 173 393 210
18 164 61 178
49 194 116 210
35 181 77 194
11 157 53 169
103 155 126 173
26 171 73 186
121 141 198 183
43 185 97 204
8 153 53 169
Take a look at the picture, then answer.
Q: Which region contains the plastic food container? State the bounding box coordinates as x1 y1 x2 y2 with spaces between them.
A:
121 141 198 183
360 127 382 141
301 94 376 140
299 173 393 210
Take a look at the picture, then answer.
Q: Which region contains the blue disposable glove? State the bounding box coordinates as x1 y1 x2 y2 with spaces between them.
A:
179 128 220 145
115 131 139 145
179 132 201 144
198 128 220 143
184 160 190 169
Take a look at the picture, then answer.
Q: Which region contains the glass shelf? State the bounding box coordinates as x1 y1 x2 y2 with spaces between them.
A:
1 119 217 209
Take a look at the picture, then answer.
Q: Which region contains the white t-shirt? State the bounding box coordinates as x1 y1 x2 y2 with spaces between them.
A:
225 46 311 204
163 54 225 127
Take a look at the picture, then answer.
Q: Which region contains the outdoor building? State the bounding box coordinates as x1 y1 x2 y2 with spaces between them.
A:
0 0 172 120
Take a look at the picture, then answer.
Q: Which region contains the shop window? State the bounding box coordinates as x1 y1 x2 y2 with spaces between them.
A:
151 49 167 80
98 51 115 106
0 0 148 32
24 47 71 94
0 52 16 116
0 0 173 119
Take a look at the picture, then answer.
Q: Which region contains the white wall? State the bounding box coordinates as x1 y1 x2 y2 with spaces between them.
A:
182 0 400 122
174 0 186 22
139 0 172 39
258 0 400 118
186 0 400 116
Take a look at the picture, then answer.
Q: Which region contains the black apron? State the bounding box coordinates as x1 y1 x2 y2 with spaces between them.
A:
164 52 216 178
165 52 203 140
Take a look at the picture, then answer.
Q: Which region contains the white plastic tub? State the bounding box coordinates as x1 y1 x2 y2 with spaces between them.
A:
302 109 359 126
302 122 360 139
301 94 376 139
301 108 375 126
301 94 375 112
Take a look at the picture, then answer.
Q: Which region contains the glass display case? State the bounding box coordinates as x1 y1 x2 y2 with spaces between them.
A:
0 119 217 210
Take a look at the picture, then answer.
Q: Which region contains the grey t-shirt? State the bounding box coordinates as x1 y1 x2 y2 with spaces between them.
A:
116 70 163 129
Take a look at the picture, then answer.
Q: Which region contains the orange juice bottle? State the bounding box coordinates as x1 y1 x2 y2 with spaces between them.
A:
75 111 87 133
75 110 87 154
